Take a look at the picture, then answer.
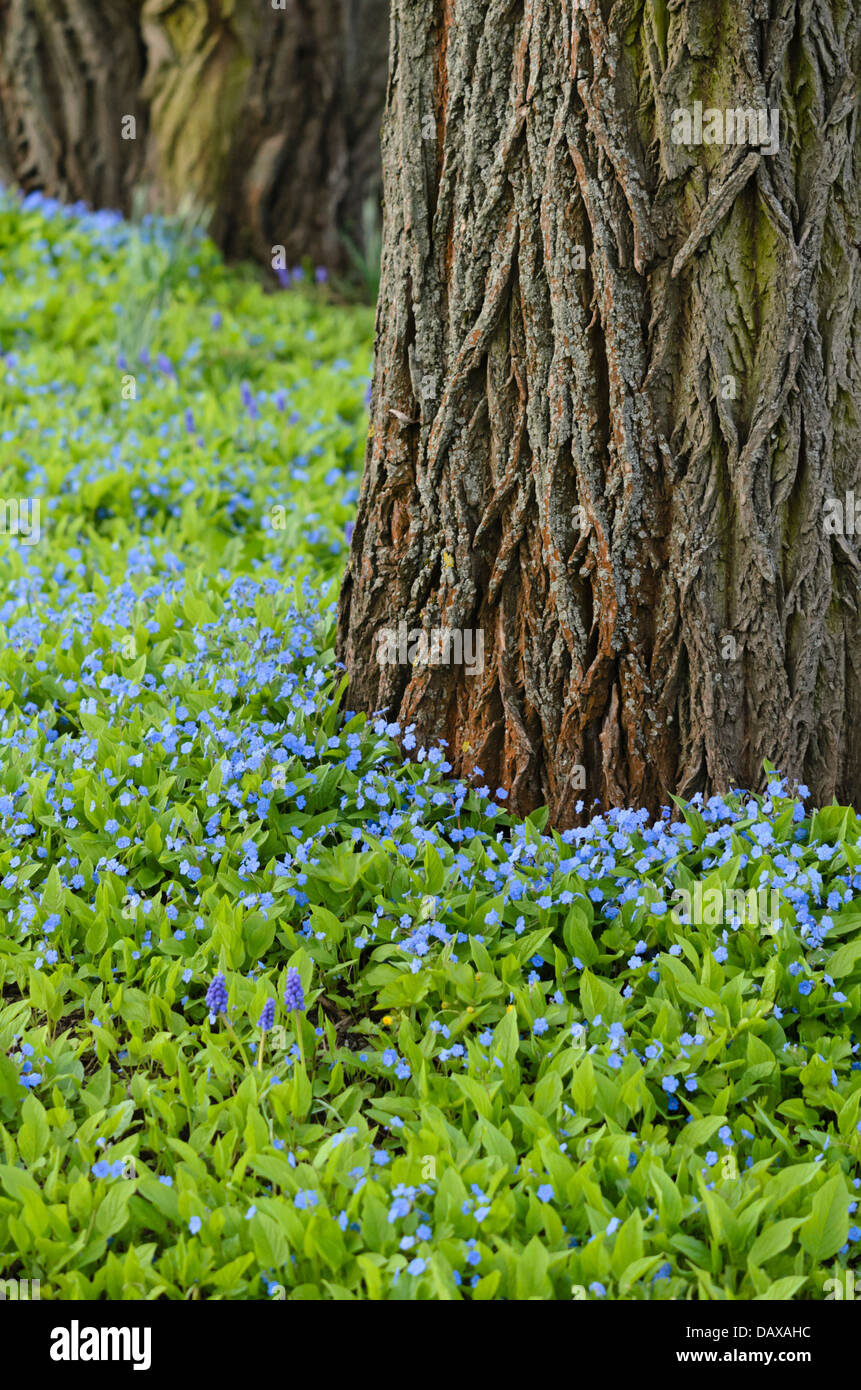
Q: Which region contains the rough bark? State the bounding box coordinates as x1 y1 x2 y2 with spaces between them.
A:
338 0 861 825
0 0 390 270
0 0 147 209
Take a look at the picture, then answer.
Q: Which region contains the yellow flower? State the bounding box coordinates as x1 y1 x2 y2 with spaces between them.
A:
506 1004 515 1013
382 1015 393 1027
467 1006 474 1014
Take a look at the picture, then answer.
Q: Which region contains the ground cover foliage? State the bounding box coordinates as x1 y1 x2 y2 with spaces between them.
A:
0 192 859 1301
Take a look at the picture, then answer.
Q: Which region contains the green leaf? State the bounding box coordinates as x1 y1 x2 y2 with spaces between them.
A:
493 1009 520 1066
755 1275 808 1300
0 1163 42 1202
563 907 599 966
253 1213 292 1268
17 1094 49 1166
650 1167 682 1230
207 1254 256 1290
611 1211 644 1277
472 1269 501 1300
95 1183 133 1237
748 1218 802 1266
423 845 445 894
571 1054 596 1112
826 940 861 977
515 1236 550 1299
799 1176 850 1261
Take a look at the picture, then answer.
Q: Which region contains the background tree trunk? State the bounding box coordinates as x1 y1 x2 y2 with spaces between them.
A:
0 0 390 272
0 0 147 209
338 0 861 825
141 0 389 271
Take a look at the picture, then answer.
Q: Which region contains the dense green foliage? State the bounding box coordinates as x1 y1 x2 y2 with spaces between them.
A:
0 192 859 1301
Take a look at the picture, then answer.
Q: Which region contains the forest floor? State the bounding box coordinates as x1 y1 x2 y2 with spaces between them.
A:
0 190 859 1300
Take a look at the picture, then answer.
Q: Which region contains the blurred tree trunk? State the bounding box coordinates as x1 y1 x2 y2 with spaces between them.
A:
0 0 147 208
0 0 389 271
141 0 389 270
338 0 861 825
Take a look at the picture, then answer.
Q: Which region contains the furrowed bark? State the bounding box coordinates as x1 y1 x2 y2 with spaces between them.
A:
338 0 861 824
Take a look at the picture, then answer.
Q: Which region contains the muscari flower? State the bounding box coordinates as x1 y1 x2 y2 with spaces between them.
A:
205 973 228 1016
258 999 275 1031
284 968 305 1012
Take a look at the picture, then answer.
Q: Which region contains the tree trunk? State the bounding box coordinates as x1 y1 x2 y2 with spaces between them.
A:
338 0 861 825
0 0 147 209
141 0 389 270
0 0 389 271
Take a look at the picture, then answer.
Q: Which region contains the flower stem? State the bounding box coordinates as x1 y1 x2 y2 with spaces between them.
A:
223 1014 249 1067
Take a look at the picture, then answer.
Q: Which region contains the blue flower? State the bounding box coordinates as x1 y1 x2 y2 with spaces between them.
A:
284 968 305 1012
205 973 228 1016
